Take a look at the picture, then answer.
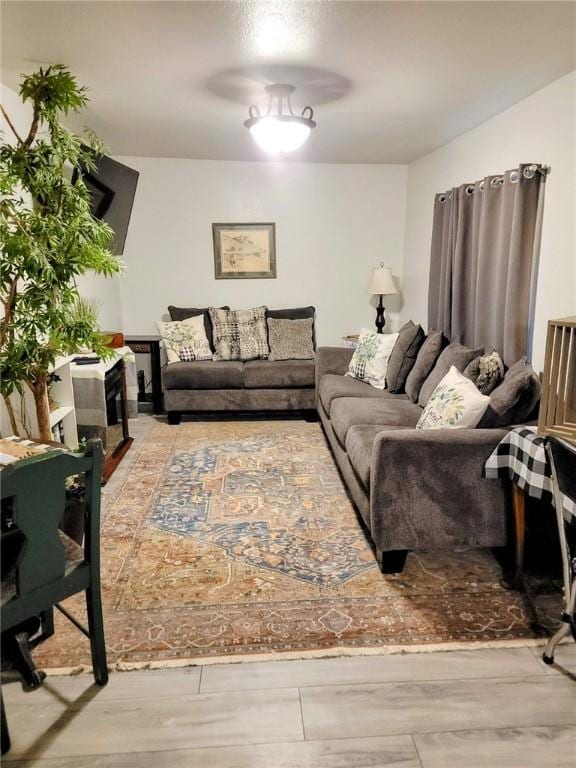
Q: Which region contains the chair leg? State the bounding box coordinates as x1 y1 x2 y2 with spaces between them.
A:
543 576 576 665
1 690 10 755
86 586 109 686
3 620 46 691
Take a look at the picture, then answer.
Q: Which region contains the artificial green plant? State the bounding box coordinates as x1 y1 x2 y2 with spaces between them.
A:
0 65 122 440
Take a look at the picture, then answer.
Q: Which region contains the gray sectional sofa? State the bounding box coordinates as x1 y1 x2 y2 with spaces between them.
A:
316 346 514 573
164 306 316 423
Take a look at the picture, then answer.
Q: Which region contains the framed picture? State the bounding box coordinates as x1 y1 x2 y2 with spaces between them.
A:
212 222 276 279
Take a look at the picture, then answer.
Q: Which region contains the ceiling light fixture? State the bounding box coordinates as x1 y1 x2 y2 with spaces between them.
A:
244 84 316 155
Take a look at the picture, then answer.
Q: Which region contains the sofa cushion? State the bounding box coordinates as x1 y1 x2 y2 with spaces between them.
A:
167 306 229 352
405 330 445 402
478 357 541 428
319 374 408 415
243 360 315 389
267 306 315 321
386 321 425 393
418 342 483 407
164 360 244 390
345 424 408 490
330 397 423 446
345 425 380 490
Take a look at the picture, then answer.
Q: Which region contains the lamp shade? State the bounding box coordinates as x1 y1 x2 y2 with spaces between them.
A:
369 265 397 296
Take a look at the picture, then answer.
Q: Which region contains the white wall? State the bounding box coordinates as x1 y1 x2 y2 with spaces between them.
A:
116 158 407 345
1 83 32 140
76 271 123 332
402 71 576 370
6 70 573 364
0 82 123 330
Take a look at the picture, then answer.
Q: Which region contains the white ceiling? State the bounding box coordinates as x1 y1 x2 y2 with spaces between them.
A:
2 1 575 163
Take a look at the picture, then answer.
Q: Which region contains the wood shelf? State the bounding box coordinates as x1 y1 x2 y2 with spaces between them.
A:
49 405 74 428
1 357 78 449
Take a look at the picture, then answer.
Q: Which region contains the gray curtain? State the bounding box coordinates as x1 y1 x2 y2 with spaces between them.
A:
428 163 546 366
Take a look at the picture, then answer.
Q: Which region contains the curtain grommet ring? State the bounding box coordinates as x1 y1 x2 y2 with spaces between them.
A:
465 185 475 196
510 171 520 183
479 180 485 191
490 176 504 188
523 164 538 179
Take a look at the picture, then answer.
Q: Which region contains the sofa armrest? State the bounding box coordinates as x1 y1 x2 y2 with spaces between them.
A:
369 427 510 552
315 346 354 391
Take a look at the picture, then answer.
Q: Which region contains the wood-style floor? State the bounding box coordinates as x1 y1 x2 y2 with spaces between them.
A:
3 644 575 767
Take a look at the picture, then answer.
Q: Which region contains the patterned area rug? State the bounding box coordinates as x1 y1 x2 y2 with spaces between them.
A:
35 419 549 670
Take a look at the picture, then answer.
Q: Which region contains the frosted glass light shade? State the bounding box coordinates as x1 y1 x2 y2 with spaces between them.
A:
369 266 397 295
249 117 311 154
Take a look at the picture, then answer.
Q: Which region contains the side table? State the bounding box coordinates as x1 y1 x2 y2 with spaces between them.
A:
342 334 359 348
484 426 575 589
72 356 133 483
125 336 163 414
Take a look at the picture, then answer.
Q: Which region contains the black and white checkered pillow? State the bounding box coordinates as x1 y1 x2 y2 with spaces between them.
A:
177 346 196 362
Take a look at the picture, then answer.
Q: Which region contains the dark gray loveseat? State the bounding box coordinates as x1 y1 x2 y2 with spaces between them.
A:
316 346 512 573
164 306 316 423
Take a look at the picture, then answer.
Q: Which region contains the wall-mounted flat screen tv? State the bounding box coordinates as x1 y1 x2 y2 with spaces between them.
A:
73 154 139 255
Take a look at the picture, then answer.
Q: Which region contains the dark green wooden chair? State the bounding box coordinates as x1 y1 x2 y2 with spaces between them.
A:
1 439 107 753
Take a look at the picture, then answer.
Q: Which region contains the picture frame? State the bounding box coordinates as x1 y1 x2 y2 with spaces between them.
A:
212 222 276 279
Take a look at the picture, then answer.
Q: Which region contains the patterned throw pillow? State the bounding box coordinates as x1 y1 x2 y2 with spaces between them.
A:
417 366 490 430
267 318 315 361
463 350 505 395
209 306 270 361
346 328 399 390
168 305 230 352
418 342 483 407
157 316 213 363
177 346 196 362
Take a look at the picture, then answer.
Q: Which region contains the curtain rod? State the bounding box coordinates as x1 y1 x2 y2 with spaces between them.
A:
526 164 551 178
437 164 551 201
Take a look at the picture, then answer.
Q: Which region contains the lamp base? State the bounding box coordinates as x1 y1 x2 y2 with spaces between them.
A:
375 295 386 334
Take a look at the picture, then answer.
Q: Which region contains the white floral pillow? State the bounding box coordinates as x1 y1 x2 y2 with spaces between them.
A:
346 328 399 390
157 316 213 363
417 365 490 430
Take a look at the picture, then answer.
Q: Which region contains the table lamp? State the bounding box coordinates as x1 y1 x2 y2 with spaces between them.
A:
369 263 397 333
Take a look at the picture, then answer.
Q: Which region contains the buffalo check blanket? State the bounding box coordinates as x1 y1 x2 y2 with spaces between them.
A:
484 426 576 521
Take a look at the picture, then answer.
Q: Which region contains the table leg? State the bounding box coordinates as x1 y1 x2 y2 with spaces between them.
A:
1 689 10 755
511 483 526 589
150 343 163 415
